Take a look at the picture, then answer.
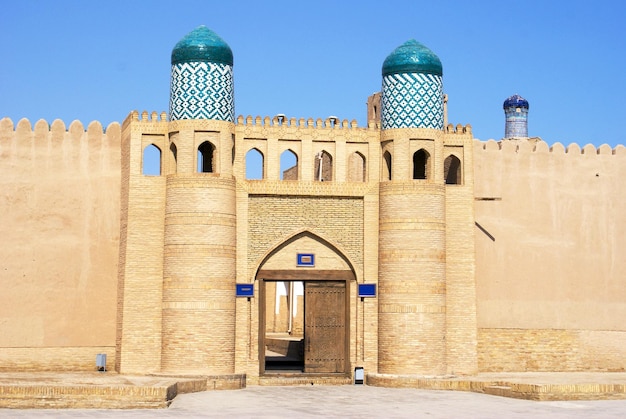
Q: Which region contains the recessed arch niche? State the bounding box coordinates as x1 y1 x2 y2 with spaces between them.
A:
256 231 355 375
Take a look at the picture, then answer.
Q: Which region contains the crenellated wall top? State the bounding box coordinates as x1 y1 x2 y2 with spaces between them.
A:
475 138 626 156
122 110 169 130
7 114 622 157
0 116 121 137
445 123 472 135
119 111 380 132
236 115 368 130
0 116 122 157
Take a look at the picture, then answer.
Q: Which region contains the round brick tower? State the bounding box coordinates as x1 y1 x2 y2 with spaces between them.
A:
162 26 237 374
503 94 529 138
378 40 447 375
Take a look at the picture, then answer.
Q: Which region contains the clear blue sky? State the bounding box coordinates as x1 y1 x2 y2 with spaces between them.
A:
1 0 625 147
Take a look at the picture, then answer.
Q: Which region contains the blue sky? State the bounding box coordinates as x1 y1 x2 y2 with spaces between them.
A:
1 0 625 147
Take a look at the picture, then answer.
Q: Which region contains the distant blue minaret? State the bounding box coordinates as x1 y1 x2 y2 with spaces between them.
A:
503 94 529 138
169 26 234 121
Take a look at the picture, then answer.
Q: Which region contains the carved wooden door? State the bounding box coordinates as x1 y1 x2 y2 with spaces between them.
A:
304 281 346 373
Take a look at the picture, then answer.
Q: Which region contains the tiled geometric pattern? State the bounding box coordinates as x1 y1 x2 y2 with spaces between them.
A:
504 109 529 138
381 73 443 129
169 62 234 121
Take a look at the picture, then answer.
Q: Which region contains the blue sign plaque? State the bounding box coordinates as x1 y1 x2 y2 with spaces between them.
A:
297 253 315 267
358 284 377 298
236 284 254 297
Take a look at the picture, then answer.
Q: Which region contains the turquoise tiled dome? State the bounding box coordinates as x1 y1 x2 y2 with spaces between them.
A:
381 40 444 130
171 26 233 66
382 40 442 76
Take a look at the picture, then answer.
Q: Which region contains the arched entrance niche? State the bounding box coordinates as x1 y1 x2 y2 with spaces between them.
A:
255 231 355 375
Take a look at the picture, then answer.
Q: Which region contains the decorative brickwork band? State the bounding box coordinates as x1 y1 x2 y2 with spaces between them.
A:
381 73 443 130
169 62 234 121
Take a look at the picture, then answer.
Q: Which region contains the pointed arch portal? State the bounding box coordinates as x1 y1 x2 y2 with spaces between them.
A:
256 232 354 375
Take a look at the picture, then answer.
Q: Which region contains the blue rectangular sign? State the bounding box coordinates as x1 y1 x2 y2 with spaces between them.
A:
297 253 315 267
236 284 254 297
358 284 377 298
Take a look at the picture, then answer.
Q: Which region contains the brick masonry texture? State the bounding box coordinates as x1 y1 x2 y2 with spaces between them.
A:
478 329 626 372
1 105 625 381
247 195 364 274
162 176 237 374
378 177 447 375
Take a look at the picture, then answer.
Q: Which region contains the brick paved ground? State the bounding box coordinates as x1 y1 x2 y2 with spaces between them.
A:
2 384 626 418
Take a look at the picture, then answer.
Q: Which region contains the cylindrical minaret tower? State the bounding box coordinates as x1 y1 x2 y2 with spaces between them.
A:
381 40 444 130
170 25 235 121
503 94 529 138
378 40 447 375
162 26 237 374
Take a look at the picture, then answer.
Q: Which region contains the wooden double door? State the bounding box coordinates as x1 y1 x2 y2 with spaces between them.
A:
303 281 346 373
261 279 347 374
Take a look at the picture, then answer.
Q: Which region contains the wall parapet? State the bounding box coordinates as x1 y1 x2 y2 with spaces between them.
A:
122 110 168 130
236 115 365 129
445 123 472 135
475 139 626 156
0 117 120 139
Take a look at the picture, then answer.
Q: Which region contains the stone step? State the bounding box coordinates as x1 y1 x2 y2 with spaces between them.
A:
258 374 353 386
484 385 513 398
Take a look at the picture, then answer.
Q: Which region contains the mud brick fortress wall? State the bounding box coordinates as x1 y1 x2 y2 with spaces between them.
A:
0 118 120 371
1 116 625 376
0 26 625 378
474 140 626 371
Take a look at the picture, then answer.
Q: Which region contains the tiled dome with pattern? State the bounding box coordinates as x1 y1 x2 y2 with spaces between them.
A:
382 39 443 76
503 94 529 109
171 25 233 66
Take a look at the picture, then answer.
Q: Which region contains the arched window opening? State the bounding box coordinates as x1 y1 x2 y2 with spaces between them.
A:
246 148 264 180
348 152 366 182
142 144 161 176
413 149 430 180
383 151 392 181
197 141 215 173
169 143 177 174
444 155 462 185
314 150 333 181
280 150 298 180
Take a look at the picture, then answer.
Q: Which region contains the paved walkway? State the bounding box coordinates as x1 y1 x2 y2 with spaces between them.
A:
2 384 626 418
